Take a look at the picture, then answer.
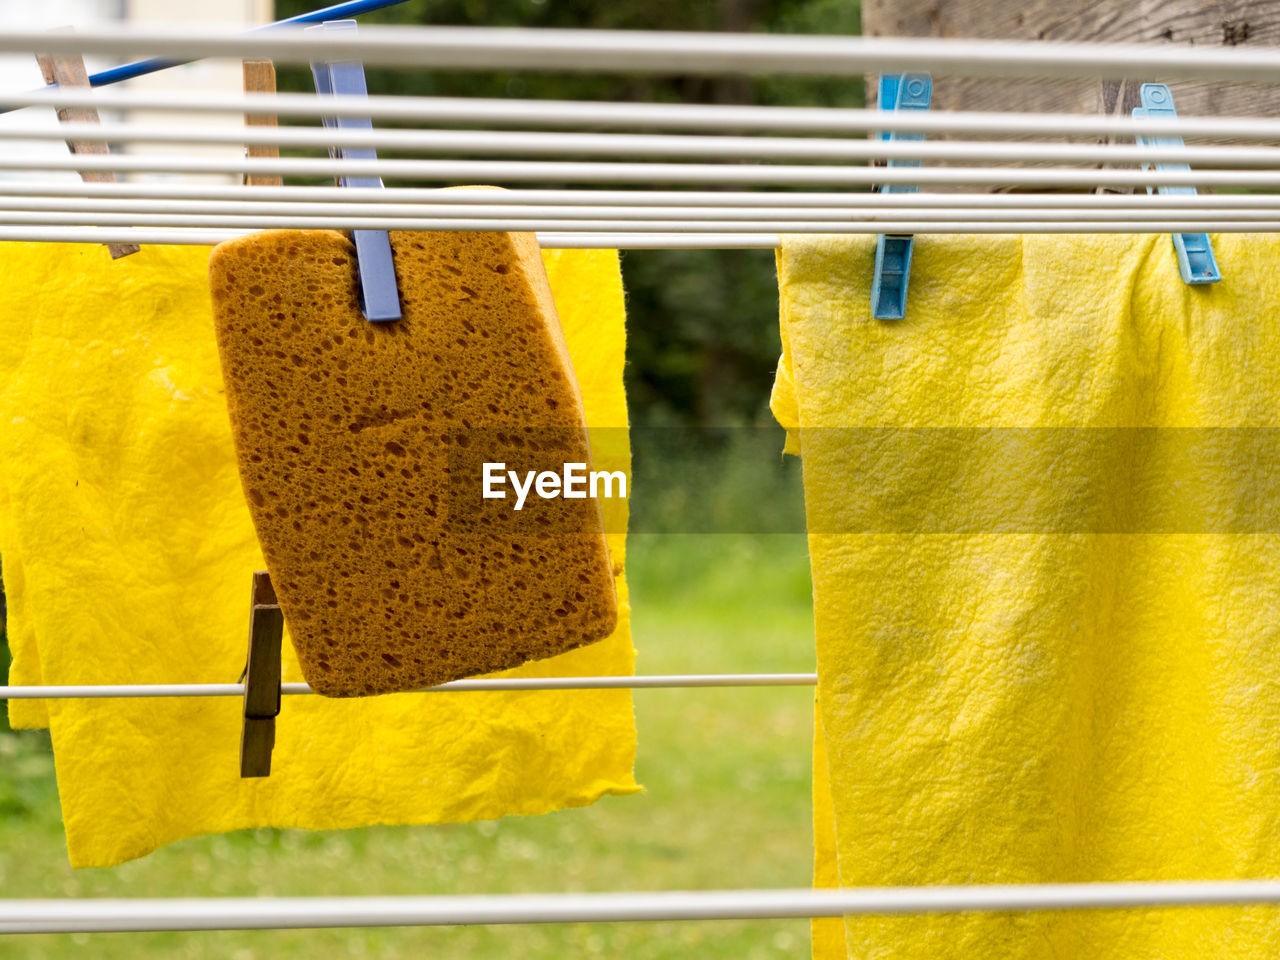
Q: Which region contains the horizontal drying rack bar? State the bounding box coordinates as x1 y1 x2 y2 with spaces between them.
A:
8 880 1280 934
4 90 1279 141
0 186 1276 207
5 26 1280 82
0 673 818 699
6 225 1280 249
9 89 1280 141
3 215 1279 232
15 200 1280 220
8 155 1278 188
9 122 1280 167
0 228 783 248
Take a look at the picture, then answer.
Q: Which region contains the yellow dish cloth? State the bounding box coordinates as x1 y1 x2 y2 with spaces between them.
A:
0 241 638 868
773 233 1280 960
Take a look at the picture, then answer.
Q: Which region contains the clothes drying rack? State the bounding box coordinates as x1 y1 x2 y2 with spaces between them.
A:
4 12 1280 937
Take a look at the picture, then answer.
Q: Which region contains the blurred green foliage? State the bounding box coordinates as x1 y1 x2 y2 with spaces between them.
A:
276 0 866 426
629 426 805 532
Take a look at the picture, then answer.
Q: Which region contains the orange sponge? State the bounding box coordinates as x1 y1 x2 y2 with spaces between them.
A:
209 229 617 696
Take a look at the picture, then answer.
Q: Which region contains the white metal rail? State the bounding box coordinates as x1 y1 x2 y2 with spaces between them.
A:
10 154 1280 188
2 184 1279 207
0 227 784 248
15 198 1280 219
9 121 1280 167
7 215 1280 235
0 673 819 698
7 882 1280 933
4 89 1280 141
4 26 1280 82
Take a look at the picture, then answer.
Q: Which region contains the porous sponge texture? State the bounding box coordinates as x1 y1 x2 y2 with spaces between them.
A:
210 229 617 696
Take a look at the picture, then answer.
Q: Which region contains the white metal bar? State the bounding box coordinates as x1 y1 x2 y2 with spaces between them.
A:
4 211 1280 232
0 226 240 245
8 881 1280 933
6 182 1280 209
10 224 1280 247
539 233 781 249
4 26 1280 83
7 122 1280 167
6 89 1280 142
0 684 246 699
0 227 780 247
9 197 1280 222
0 674 819 699
11 225 1280 248
6 154 1280 187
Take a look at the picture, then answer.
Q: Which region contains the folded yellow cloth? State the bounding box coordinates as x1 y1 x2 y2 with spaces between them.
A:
774 234 1280 960
0 241 638 868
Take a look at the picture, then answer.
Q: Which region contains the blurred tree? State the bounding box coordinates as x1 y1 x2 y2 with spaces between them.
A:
276 0 864 425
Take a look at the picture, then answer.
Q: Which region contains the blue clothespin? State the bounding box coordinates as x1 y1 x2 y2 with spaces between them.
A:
1133 83 1221 285
871 73 932 321
308 20 402 322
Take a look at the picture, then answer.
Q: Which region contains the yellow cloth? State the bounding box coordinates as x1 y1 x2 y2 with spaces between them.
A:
811 695 846 959
774 233 1280 960
0 241 638 868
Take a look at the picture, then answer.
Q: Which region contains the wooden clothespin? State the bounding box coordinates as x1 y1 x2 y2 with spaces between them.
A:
240 570 283 778
35 44 139 260
242 60 283 188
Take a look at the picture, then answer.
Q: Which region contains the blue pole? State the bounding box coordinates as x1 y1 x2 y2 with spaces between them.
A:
79 0 412 89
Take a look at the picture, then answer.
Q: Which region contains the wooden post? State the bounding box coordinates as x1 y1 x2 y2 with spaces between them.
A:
35 50 140 258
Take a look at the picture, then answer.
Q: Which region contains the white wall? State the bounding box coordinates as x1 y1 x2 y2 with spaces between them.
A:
0 0 124 183
123 0 273 184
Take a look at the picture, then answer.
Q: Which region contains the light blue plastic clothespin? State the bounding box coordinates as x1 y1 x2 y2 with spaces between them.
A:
1133 83 1221 285
871 73 932 321
308 20 402 322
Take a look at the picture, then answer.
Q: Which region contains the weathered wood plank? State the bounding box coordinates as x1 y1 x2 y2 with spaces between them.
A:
863 0 1280 191
863 0 1280 120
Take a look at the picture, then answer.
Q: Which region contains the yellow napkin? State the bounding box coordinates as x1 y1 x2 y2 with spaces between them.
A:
774 233 1280 960
0 241 637 868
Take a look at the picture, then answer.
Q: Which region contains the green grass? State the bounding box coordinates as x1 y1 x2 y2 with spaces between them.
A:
0 530 817 959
